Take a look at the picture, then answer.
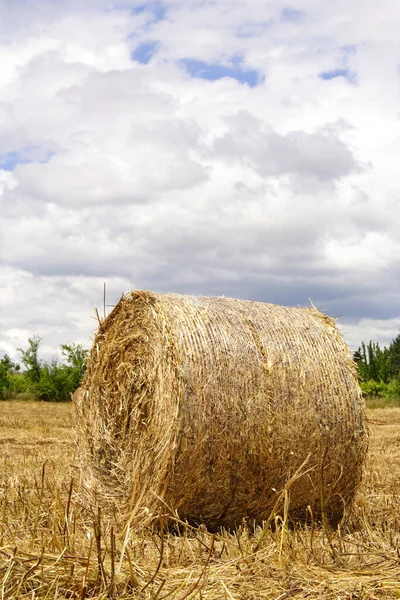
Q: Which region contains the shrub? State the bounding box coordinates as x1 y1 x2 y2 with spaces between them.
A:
0 355 20 399
360 379 387 397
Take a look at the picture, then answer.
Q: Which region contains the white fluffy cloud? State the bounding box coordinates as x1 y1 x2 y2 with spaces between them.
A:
1 0 399 359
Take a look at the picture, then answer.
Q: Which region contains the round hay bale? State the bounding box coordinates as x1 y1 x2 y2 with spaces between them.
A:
74 291 368 530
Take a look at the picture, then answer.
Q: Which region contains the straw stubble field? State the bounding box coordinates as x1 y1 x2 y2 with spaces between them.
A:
0 401 399 599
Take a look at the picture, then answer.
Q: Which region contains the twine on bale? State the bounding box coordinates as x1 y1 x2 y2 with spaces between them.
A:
74 291 368 530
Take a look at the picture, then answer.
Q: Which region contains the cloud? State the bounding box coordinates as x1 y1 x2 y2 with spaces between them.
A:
0 0 400 359
280 8 304 23
338 317 400 350
0 265 132 360
212 111 358 180
131 2 166 25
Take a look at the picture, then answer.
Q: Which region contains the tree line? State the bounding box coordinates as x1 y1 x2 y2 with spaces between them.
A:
354 333 400 398
0 336 88 401
1 332 400 402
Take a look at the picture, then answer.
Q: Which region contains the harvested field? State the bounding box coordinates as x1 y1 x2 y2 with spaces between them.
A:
0 400 399 599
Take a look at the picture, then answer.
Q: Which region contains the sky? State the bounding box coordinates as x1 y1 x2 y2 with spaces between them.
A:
1 0 400 361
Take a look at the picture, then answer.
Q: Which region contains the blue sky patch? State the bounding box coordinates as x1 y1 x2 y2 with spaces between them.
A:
132 2 165 24
281 7 304 22
319 68 357 84
180 58 263 87
0 149 54 171
132 40 158 64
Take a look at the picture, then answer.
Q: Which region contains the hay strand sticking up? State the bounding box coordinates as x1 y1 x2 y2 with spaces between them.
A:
74 291 368 530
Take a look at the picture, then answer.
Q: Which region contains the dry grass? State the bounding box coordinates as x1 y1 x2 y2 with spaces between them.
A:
0 401 399 599
75 292 368 529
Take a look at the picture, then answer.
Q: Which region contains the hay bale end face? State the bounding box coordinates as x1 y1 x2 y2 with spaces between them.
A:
74 291 368 530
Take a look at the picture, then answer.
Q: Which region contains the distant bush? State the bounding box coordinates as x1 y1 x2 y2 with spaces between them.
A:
356 336 400 403
8 371 34 397
1 338 88 402
0 354 20 399
36 345 88 401
381 378 400 399
360 379 387 397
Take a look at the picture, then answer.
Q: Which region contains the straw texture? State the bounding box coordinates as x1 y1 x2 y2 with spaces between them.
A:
74 291 368 530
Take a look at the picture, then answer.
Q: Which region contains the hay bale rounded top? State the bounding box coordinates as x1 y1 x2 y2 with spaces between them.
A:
74 291 368 530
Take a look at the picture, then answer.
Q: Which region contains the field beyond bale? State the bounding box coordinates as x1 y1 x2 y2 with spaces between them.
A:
0 402 399 599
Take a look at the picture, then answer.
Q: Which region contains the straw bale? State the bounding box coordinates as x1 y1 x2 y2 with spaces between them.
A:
74 291 368 530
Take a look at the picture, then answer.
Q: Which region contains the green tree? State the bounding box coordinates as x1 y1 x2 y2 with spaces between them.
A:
0 354 20 399
388 333 400 379
2 339 88 401
35 343 88 401
37 360 72 401
60 343 88 390
18 336 42 384
355 341 391 383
